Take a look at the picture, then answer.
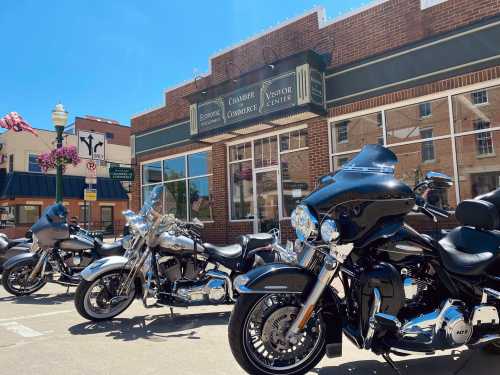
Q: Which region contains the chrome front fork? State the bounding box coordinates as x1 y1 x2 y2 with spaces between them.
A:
286 253 338 343
28 250 49 281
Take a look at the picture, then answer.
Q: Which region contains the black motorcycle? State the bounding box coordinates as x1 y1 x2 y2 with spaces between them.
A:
74 185 295 321
0 231 32 273
228 144 500 375
1 204 126 296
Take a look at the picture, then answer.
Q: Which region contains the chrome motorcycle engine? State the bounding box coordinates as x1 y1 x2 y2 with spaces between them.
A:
400 299 473 349
60 251 93 269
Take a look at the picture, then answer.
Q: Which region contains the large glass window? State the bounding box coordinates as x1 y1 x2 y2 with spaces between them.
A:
332 112 383 154
389 139 455 209
453 86 500 134
229 161 254 220
141 150 213 221
385 97 449 144
228 127 310 221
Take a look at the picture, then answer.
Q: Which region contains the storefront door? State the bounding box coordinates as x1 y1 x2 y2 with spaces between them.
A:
254 168 280 234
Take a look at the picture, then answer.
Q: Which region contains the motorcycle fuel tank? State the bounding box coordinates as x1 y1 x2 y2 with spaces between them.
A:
157 232 205 254
59 235 94 251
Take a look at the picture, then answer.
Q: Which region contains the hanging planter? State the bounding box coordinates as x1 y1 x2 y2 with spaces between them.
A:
37 145 81 173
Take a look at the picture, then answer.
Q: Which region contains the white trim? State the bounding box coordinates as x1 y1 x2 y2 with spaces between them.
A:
448 94 461 204
325 19 500 80
139 146 212 166
327 54 500 104
225 123 308 146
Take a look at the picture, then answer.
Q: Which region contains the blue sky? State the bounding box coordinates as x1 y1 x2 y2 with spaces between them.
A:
0 1 368 130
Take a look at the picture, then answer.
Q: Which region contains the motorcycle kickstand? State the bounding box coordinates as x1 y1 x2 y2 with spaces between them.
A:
169 307 174 318
382 353 402 375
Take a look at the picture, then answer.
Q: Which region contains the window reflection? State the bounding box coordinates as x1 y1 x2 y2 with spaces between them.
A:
230 161 254 220
142 161 162 184
189 177 212 221
333 112 383 153
281 150 310 217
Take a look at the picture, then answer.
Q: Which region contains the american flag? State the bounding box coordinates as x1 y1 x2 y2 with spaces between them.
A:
0 112 38 136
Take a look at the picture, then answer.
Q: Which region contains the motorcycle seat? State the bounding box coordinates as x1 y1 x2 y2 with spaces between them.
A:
239 233 274 250
438 227 500 276
95 240 124 257
203 243 242 259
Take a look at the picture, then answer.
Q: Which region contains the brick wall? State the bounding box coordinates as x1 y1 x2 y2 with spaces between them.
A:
132 1 500 136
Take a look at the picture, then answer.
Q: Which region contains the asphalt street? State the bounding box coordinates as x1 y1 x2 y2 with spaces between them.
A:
0 283 499 375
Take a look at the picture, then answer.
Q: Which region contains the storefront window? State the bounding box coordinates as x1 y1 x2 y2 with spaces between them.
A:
163 157 185 181
389 139 456 209
453 86 500 134
28 153 41 173
142 161 162 184
332 112 383 154
141 150 213 221
385 98 450 144
229 161 254 220
281 150 309 217
455 131 500 200
16 205 41 225
228 127 309 221
165 180 187 220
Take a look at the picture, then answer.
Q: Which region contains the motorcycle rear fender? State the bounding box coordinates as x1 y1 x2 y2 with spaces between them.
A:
2 252 39 271
236 263 343 355
80 256 130 282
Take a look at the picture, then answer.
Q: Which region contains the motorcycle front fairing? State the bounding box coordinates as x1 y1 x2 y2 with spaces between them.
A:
303 145 416 243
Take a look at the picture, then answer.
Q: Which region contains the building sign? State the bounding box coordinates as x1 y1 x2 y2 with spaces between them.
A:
84 188 97 201
78 131 106 161
310 69 324 105
109 166 134 181
193 70 306 135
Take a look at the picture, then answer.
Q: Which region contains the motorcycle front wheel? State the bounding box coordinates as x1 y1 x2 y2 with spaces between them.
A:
228 293 326 375
1 259 47 296
75 270 136 321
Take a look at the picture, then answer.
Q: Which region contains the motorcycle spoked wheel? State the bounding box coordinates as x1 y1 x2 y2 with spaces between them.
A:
228 293 326 375
75 270 136 321
1 260 47 296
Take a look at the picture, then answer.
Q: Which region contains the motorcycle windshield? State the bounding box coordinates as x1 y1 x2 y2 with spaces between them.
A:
338 144 397 175
140 184 163 216
304 145 413 214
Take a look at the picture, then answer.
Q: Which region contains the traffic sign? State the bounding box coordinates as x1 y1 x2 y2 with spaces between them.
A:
109 166 134 181
86 160 97 178
78 131 106 161
84 188 97 201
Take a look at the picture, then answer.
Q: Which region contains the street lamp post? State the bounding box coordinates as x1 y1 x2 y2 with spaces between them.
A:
51 103 68 203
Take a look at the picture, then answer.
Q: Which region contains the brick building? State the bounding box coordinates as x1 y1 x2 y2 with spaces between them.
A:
131 0 500 244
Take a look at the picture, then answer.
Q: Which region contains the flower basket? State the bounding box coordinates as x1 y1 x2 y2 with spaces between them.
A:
38 145 81 173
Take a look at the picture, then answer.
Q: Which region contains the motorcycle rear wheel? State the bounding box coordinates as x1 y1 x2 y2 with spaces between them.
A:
75 270 135 321
228 293 326 375
1 260 46 296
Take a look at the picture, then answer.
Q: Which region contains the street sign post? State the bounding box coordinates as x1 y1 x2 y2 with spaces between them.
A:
84 188 97 201
109 166 134 181
78 131 106 161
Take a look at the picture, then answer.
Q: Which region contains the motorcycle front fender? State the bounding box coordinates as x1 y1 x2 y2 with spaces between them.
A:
80 256 130 282
235 263 315 294
2 251 38 271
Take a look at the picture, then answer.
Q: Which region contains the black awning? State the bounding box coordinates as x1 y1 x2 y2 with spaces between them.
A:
0 172 128 200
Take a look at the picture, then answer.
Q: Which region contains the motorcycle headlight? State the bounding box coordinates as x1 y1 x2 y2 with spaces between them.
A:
291 205 318 241
320 219 340 243
128 215 149 237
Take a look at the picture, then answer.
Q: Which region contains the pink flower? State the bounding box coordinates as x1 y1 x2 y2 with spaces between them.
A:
37 146 81 173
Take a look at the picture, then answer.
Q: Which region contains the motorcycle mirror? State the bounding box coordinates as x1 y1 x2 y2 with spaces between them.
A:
425 171 453 189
